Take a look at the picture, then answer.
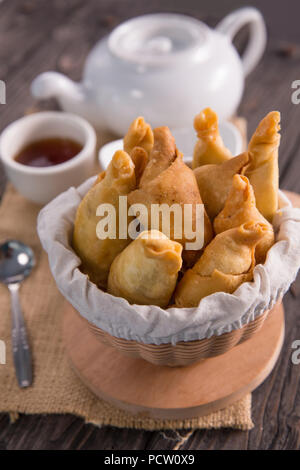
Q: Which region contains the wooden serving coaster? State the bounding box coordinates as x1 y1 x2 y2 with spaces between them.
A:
63 302 284 420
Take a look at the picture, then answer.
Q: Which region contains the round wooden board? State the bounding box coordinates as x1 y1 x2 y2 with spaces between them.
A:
63 302 284 420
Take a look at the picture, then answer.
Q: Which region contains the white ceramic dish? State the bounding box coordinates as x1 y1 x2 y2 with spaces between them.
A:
0 112 96 205
98 120 243 170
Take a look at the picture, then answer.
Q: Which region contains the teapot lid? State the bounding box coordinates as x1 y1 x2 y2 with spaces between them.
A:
108 13 211 66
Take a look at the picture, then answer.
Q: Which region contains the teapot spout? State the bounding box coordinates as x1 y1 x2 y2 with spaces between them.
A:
31 71 84 101
31 71 107 131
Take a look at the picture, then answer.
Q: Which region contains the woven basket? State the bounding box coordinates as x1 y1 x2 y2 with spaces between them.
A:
88 307 271 366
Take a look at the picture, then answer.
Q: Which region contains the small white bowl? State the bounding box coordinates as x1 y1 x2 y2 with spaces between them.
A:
99 120 243 170
0 112 96 205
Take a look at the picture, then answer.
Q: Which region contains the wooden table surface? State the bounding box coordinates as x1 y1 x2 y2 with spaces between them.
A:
0 0 300 450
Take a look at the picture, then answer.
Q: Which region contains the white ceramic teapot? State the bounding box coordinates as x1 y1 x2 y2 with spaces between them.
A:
31 7 266 135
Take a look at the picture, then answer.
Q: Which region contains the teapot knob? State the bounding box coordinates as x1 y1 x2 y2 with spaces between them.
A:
144 36 173 54
216 7 267 76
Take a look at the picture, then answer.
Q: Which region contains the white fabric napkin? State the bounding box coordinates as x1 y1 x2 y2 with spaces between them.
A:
37 177 300 345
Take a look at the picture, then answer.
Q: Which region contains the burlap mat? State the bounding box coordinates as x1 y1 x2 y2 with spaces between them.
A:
0 117 253 430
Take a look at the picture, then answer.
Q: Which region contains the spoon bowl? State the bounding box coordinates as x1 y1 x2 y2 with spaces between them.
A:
0 240 35 284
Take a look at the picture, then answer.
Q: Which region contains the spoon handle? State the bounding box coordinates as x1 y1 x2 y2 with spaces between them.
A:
8 283 33 388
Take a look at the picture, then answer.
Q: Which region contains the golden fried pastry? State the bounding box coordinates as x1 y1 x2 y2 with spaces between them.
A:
139 126 177 186
193 152 249 219
242 111 280 221
107 230 182 307
192 107 232 168
128 126 213 253
93 171 106 185
123 116 154 157
130 146 148 186
214 175 274 263
73 150 136 288
194 221 266 275
175 221 268 307
175 270 253 308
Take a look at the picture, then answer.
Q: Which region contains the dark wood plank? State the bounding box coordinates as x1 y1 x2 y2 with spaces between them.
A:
1 0 300 450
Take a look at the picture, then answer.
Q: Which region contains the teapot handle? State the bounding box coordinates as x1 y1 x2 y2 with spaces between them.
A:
216 7 267 76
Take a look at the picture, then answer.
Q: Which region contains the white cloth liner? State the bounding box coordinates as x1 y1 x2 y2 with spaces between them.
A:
37 176 300 345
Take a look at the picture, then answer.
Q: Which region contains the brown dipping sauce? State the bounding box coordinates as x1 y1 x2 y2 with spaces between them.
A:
14 137 83 168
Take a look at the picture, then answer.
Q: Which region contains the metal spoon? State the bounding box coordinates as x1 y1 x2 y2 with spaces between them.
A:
0 240 35 388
